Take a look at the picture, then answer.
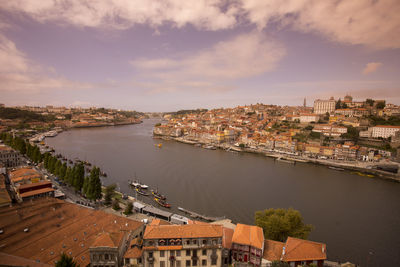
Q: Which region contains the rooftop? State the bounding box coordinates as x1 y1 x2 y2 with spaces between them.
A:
232 223 264 250
144 224 223 239
0 198 143 267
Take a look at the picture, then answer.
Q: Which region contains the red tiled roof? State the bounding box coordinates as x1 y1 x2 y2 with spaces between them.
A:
263 240 285 261
232 224 264 249
144 224 223 239
124 247 142 259
91 232 117 248
282 237 327 262
18 180 52 190
19 187 54 198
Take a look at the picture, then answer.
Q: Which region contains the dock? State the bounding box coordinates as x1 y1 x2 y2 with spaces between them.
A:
178 206 224 222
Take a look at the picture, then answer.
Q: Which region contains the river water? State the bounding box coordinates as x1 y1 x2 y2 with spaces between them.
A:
45 119 400 266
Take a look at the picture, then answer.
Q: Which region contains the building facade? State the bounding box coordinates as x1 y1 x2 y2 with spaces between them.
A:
313 98 336 115
142 224 232 267
371 125 400 138
0 145 22 167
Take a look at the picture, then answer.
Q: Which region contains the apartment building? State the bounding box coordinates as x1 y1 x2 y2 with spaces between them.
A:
371 125 400 138
142 224 233 267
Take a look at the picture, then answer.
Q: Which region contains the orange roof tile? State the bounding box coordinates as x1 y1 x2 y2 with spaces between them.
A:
263 240 285 261
232 224 264 249
124 247 142 259
144 224 223 239
282 237 327 262
91 232 116 248
19 187 54 198
222 227 234 249
150 218 171 226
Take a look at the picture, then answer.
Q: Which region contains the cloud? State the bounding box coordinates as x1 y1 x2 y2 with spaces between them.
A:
239 0 400 49
362 62 383 75
130 32 285 93
2 0 398 50
0 0 239 31
0 33 93 93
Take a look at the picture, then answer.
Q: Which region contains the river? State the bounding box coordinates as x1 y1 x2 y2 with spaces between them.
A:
45 119 400 266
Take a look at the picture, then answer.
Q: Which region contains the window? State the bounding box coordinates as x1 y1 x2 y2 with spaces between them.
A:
176 260 181 267
202 240 207 245
192 260 197 266
105 254 109 260
125 259 130 265
160 251 165 257
186 250 191 256
160 261 165 267
202 250 207 256
211 258 217 265
186 240 191 245
170 251 175 256
212 239 217 245
177 251 181 257
149 252 154 258
193 240 197 245
186 260 191 267
202 260 207 266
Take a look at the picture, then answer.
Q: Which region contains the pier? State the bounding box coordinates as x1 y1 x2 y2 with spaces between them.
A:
178 206 225 222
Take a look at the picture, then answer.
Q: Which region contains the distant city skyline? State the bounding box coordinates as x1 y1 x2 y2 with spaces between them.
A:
1 0 399 112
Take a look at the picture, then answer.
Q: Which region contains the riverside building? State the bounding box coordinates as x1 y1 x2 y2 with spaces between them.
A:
142 224 233 267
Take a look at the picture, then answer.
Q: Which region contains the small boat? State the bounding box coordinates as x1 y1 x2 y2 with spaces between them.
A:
140 183 149 189
328 166 345 171
152 189 166 200
154 197 171 208
203 145 216 150
130 180 140 187
136 187 150 196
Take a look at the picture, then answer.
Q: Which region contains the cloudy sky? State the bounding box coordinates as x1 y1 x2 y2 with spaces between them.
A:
0 0 399 112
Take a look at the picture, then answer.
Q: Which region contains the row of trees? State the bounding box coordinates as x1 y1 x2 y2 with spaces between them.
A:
0 132 102 201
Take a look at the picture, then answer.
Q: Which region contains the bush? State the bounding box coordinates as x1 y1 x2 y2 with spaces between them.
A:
112 199 120 210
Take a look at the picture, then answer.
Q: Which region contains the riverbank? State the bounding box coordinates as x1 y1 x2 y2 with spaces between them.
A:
154 135 400 183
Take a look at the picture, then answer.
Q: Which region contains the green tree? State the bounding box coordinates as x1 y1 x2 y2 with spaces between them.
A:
335 98 342 109
124 201 133 215
86 167 102 200
104 184 116 206
72 163 85 191
255 208 313 242
365 98 374 106
341 125 359 142
112 199 120 210
376 101 385 109
56 252 80 267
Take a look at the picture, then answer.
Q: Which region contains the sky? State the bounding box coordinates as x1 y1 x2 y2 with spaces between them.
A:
0 0 399 112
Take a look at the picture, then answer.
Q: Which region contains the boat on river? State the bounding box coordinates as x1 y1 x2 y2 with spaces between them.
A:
152 189 166 200
329 166 345 171
135 187 150 196
129 179 149 189
154 197 171 208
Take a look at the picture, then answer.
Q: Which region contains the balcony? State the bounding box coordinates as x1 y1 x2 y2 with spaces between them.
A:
147 257 154 263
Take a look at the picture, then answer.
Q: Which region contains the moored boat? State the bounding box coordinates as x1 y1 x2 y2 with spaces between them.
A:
154 197 171 208
135 187 150 196
152 189 166 200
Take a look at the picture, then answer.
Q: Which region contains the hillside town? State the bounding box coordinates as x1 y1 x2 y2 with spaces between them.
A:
154 96 400 180
0 104 144 134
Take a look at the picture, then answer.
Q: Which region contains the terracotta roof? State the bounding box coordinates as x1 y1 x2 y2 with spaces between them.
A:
144 224 223 239
19 187 54 198
263 240 285 261
124 247 142 259
91 232 116 248
0 252 52 267
232 224 264 249
18 180 52 190
282 237 327 262
0 198 143 267
150 218 172 226
374 125 400 129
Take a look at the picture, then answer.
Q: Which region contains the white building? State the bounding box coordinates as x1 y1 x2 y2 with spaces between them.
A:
299 113 319 123
313 97 336 114
371 125 400 138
